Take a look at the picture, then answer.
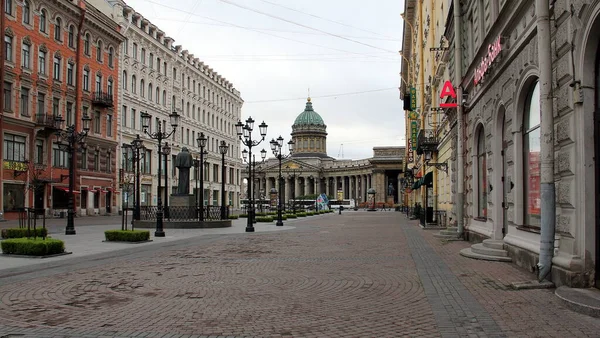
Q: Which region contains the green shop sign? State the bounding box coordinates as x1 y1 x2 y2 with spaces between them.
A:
410 87 417 110
410 120 419 150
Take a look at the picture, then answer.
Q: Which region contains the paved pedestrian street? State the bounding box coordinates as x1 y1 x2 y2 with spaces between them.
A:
0 212 599 337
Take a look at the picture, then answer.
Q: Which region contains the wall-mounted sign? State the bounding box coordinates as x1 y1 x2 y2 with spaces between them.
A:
410 120 419 150
474 35 502 85
439 81 458 108
410 87 417 110
408 111 419 119
3 161 28 171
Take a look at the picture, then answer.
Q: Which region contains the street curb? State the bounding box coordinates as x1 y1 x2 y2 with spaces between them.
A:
1 251 73 259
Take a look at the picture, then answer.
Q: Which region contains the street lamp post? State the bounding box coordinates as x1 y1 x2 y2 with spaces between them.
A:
236 117 268 232
285 165 302 214
193 156 200 219
270 136 294 226
140 111 180 237
55 113 91 235
242 148 267 229
121 135 145 226
196 133 207 221
162 142 171 220
219 140 229 220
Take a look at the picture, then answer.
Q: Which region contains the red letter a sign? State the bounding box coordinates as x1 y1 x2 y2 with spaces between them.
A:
439 81 458 108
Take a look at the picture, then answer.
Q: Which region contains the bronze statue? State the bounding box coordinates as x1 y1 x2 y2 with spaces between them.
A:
175 147 193 195
388 182 395 196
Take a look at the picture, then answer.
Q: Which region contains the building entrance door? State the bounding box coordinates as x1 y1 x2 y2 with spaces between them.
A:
34 185 44 211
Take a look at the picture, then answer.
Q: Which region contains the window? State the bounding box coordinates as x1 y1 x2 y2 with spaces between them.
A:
68 25 74 47
37 92 45 117
83 68 90 91
93 151 99 171
131 108 136 129
4 0 11 16
524 81 541 227
141 48 145 64
123 38 128 55
173 67 177 80
96 40 102 62
4 183 25 211
38 50 46 75
213 164 218 182
3 133 26 162
35 139 43 165
84 33 90 55
108 47 114 67
80 147 87 169
131 75 136 93
22 1 30 24
52 97 59 117
94 111 100 134
163 61 167 75
107 79 113 96
476 127 487 218
52 56 60 81
132 43 137 59
21 43 30 68
95 74 102 94
20 88 29 116
172 155 176 177
4 35 12 62
122 71 127 90
122 147 133 172
53 142 69 168
149 53 153 68
3 81 11 111
155 87 159 104
148 83 152 101
140 79 145 97
141 149 151 174
162 90 166 106
66 102 73 126
67 62 74 85
122 105 127 127
54 18 62 41
39 9 47 33
107 114 113 137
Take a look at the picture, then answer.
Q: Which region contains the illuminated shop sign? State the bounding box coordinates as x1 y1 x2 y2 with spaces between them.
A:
474 35 502 85
439 81 458 109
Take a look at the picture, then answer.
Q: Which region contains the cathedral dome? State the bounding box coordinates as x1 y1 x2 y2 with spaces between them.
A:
293 97 325 126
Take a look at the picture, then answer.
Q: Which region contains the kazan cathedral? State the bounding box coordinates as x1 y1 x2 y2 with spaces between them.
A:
247 98 404 207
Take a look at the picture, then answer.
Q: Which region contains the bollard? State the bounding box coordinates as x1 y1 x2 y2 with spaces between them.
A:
339 206 343 215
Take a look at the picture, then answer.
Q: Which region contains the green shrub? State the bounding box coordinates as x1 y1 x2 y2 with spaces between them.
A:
1 227 48 239
228 215 239 219
255 212 267 217
1 238 64 256
306 212 315 216
296 212 307 217
239 214 248 218
256 216 273 222
287 214 297 219
104 230 150 242
266 211 277 216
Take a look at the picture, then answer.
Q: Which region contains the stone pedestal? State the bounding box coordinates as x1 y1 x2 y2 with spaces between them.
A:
386 196 394 206
170 194 196 219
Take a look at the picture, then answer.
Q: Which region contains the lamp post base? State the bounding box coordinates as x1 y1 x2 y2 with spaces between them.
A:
65 228 76 235
154 230 166 237
276 220 283 226
245 226 255 232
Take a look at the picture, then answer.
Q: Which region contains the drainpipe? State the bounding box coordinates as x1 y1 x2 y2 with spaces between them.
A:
0 0 5 221
535 0 556 282
453 0 464 236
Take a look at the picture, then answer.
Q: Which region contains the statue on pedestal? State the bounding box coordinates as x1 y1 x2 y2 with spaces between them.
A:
388 182 395 196
175 147 193 195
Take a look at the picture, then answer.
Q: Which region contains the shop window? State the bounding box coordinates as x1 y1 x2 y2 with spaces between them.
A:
4 183 24 211
523 81 541 227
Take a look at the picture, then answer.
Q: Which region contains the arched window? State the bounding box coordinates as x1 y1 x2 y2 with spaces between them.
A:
162 90 166 106
39 9 47 33
68 25 75 47
476 126 487 218
108 47 114 67
171 95 175 110
122 71 127 90
54 17 62 41
22 1 30 24
148 83 152 101
523 81 541 226
84 33 90 55
140 79 145 97
155 87 160 103
96 40 102 62
131 75 136 93
107 78 113 96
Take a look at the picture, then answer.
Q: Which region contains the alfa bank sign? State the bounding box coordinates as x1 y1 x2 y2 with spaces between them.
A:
474 36 502 86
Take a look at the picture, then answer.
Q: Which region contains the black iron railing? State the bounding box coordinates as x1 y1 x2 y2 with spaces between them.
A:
35 113 62 129
92 91 114 107
416 129 439 155
139 205 228 221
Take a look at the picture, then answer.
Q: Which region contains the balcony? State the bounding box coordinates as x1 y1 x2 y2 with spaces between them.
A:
92 91 114 108
35 113 63 130
416 129 439 155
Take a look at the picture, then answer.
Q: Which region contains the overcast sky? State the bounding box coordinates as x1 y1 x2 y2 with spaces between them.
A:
125 0 406 160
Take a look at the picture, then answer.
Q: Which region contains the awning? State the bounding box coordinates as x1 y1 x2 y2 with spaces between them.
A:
53 186 81 194
412 180 421 190
423 172 433 187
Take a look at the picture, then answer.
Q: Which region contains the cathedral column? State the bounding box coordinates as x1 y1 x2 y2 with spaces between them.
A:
341 176 346 199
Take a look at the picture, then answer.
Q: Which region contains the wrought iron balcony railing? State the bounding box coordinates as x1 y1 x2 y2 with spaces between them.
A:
35 113 63 130
92 91 114 108
416 129 439 155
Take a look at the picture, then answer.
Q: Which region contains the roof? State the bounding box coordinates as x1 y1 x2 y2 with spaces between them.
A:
293 98 325 126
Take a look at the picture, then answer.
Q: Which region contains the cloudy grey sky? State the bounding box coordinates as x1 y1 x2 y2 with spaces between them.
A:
125 0 406 160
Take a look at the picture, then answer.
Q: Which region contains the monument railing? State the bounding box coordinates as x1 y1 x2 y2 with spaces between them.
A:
139 205 228 221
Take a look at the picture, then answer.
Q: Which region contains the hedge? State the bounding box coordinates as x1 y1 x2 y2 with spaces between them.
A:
1 227 48 239
104 230 150 242
255 212 267 217
228 215 239 219
266 212 277 216
286 214 297 219
256 216 273 222
296 212 307 217
239 214 249 218
1 238 64 256
306 212 315 216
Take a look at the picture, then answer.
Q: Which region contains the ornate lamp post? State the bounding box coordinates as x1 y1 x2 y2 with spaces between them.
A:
241 147 267 229
270 136 294 226
219 140 229 220
162 142 171 219
193 156 200 219
285 164 302 214
196 133 207 221
140 111 180 237
121 135 145 221
55 113 91 235
236 117 268 232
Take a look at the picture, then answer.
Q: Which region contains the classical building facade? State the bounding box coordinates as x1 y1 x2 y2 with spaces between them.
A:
249 98 404 207
1 0 123 220
90 0 244 211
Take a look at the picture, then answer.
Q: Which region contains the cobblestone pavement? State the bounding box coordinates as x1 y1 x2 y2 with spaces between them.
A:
0 212 599 337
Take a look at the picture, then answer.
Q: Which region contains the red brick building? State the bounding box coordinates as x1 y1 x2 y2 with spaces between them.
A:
1 0 123 220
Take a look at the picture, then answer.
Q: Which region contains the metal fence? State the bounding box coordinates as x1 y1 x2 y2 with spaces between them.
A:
139 205 228 221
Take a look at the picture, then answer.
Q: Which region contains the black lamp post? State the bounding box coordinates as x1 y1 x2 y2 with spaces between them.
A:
196 133 207 221
193 156 200 219
140 111 180 237
219 141 229 220
270 136 294 226
285 165 302 214
241 147 267 230
236 117 268 232
55 113 91 235
121 135 145 221
162 142 171 220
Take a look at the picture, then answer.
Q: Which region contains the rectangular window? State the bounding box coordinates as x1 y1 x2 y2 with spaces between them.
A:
131 108 136 129
142 149 151 174
3 133 26 162
52 143 69 168
53 57 60 80
3 81 11 111
37 92 45 117
123 38 128 55
213 164 218 182
67 63 73 85
107 114 113 137
83 69 89 91
95 74 101 94
122 105 127 127
4 35 12 61
132 43 137 59
94 151 99 171
4 0 12 15
4 183 25 212
52 97 59 117
35 139 43 165
21 43 30 68
172 154 176 177
20 88 29 116
80 148 87 169
38 50 46 75
66 102 73 126
94 111 100 134
122 147 133 172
